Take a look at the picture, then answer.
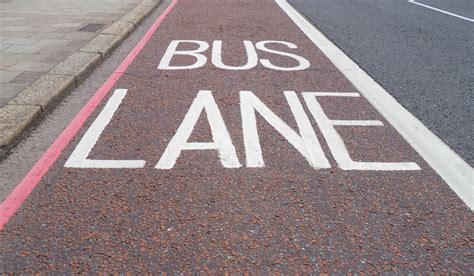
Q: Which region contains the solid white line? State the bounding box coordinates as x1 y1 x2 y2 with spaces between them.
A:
276 0 474 209
304 92 361 97
331 120 384 126
408 0 474 23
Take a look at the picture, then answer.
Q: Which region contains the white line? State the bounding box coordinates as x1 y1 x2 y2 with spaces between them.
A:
303 92 361 97
276 0 474 209
408 0 474 23
331 120 384 126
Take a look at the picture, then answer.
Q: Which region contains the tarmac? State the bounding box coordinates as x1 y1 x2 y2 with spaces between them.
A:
1 0 471 273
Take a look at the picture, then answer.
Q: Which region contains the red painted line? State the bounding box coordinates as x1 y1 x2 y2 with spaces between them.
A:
0 0 179 230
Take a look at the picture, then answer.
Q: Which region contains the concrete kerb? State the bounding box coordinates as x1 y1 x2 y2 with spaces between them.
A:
0 105 42 148
49 52 102 82
9 75 76 110
0 0 161 158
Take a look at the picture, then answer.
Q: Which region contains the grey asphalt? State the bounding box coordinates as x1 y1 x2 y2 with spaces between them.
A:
289 0 474 165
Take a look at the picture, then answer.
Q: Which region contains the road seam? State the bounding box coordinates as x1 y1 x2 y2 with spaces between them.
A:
0 0 162 158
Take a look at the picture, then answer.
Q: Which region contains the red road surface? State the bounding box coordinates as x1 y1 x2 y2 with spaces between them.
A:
1 0 472 273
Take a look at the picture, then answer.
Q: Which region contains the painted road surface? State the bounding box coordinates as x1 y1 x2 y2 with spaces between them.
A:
1 0 473 273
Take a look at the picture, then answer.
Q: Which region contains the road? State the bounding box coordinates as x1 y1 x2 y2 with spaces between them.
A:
290 0 474 165
0 0 472 273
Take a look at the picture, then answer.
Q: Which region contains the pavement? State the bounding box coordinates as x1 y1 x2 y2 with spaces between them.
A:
289 0 474 165
0 0 160 155
0 0 473 273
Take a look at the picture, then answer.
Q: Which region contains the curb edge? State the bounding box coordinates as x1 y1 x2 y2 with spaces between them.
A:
0 0 162 159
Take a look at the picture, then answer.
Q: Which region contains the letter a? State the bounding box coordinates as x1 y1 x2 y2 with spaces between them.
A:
156 91 241 169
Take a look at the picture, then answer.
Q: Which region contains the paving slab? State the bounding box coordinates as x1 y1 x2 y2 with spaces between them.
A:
0 0 162 154
2 45 44 54
8 62 55 72
8 71 43 84
0 83 27 106
0 71 21 83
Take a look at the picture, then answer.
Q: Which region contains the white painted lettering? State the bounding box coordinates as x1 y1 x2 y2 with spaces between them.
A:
156 90 241 169
303 92 420 170
158 40 310 71
157 40 209 70
240 91 330 168
212 40 258 70
65 89 147 169
256 40 310 71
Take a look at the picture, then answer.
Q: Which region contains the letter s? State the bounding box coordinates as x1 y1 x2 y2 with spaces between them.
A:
256 41 310 71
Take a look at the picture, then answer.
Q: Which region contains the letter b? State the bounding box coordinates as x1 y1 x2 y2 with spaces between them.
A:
158 40 209 70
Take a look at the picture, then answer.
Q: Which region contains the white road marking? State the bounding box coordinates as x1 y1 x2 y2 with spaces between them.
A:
240 90 330 168
65 89 147 168
277 0 473 208
330 120 383 126
158 40 311 71
408 0 474 23
212 40 258 70
156 90 241 169
158 40 209 70
303 92 420 171
256 41 310 71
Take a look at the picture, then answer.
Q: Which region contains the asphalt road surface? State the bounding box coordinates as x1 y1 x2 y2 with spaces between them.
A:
0 0 472 273
290 0 474 165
